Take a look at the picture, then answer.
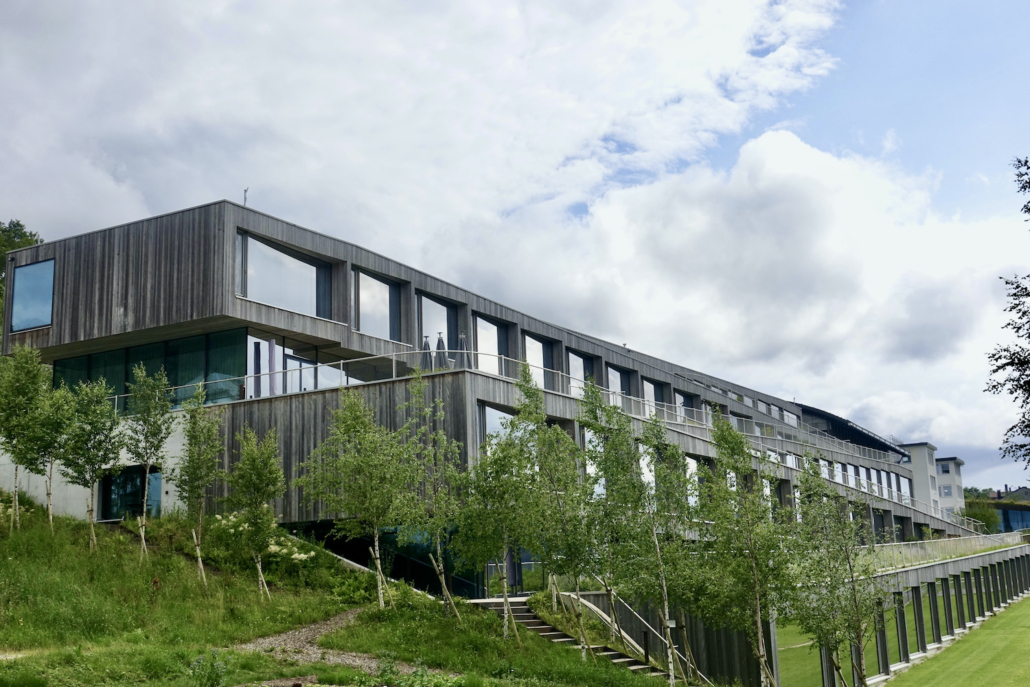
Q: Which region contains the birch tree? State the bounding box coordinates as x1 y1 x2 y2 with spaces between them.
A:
453 369 536 645
295 389 410 609
165 384 224 581
225 426 285 600
395 369 464 618
578 381 637 649
696 418 796 687
790 460 889 687
124 363 175 555
0 345 49 532
22 383 75 532
61 379 124 550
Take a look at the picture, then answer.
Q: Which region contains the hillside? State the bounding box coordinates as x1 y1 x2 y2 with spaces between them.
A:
0 492 664 687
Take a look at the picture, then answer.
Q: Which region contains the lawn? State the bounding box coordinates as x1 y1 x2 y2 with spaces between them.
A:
888 594 1030 687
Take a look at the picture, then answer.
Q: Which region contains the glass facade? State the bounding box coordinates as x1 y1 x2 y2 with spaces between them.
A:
524 335 552 389
419 294 457 351
245 329 351 399
607 365 631 405
479 403 513 446
356 270 401 341
236 232 330 319
53 328 246 407
10 259 55 331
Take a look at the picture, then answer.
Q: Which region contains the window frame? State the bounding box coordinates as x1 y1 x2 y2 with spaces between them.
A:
10 258 56 332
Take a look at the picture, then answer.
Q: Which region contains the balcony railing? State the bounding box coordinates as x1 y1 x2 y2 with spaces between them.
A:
108 349 978 532
869 531 1024 572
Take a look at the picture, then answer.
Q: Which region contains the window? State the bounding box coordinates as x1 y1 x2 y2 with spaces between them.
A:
10 259 55 331
419 294 457 359
607 365 631 405
836 462 847 485
642 379 666 405
236 233 330 319
475 316 507 375
100 465 161 520
479 403 513 447
53 328 247 408
942 485 953 497
940 463 951 474
783 410 799 428
568 350 593 398
523 334 553 390
931 476 936 490
355 270 401 341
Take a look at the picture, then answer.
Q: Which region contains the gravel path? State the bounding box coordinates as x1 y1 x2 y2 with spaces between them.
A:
234 609 419 675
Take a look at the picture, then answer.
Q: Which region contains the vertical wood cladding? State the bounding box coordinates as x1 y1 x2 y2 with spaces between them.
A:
3 204 228 355
207 372 469 524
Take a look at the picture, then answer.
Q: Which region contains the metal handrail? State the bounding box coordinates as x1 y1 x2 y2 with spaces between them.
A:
869 531 1023 572
104 348 974 532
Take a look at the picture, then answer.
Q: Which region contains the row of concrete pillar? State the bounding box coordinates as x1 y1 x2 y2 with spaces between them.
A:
819 553 1030 686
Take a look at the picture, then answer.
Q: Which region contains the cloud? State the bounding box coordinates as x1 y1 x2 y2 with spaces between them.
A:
2 0 1028 485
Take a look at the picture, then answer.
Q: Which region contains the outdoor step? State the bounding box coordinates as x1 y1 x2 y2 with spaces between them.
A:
598 651 623 658
539 632 568 638
647 672 668 678
627 664 652 672
551 637 576 643
610 657 640 665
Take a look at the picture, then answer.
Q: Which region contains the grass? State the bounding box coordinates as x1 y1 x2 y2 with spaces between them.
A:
888 594 1030 687
319 588 664 686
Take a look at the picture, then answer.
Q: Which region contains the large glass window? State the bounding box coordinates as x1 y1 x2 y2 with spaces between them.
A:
523 334 553 390
356 270 400 341
607 365 631 405
237 233 330 319
419 295 456 352
100 466 161 520
53 356 88 389
475 316 503 375
568 350 593 398
166 335 206 406
10 260 55 331
206 329 246 404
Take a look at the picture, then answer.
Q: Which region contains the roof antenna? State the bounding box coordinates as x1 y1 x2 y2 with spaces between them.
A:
243 188 249 207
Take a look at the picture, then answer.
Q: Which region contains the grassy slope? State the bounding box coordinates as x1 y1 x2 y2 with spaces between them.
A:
888 594 1030 687
319 592 662 687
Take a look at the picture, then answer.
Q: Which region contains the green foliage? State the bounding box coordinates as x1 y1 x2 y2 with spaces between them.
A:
959 500 1002 533
452 367 537 576
0 345 51 473
789 460 889 687
694 417 796 686
225 426 286 563
166 384 225 546
395 369 464 567
124 363 176 519
188 650 229 687
297 390 410 543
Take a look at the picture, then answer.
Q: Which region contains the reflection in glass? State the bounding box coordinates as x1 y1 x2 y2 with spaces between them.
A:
607 366 625 406
206 329 246 404
54 356 88 389
524 336 545 388
358 272 395 341
100 466 161 520
247 331 281 399
166 335 205 407
246 237 318 316
568 351 589 398
476 317 500 375
11 260 54 331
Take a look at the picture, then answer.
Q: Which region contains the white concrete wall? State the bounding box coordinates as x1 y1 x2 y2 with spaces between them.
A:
0 412 186 521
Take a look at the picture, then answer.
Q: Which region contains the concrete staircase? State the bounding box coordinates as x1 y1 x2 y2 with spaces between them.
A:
475 596 669 680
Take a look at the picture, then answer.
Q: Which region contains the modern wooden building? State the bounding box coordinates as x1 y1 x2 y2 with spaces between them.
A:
0 201 976 538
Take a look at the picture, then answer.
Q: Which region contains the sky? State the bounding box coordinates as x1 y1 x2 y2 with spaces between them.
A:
2 0 1029 489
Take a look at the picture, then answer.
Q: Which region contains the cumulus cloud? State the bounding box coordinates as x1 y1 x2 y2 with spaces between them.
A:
2 0 1028 485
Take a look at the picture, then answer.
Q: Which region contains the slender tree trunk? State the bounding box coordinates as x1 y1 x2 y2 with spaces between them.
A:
192 529 207 586
676 608 700 685
87 483 97 551
500 546 521 647
573 578 595 662
46 457 55 534
373 532 385 609
12 465 19 532
831 652 849 687
430 552 462 625
749 549 776 687
196 506 204 550
139 462 150 556
648 511 678 687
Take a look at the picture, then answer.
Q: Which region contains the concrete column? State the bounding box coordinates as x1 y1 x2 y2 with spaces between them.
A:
875 601 891 676
912 585 928 654
895 591 910 664
964 570 977 622
926 581 942 645
953 574 966 628
941 577 955 637
982 567 994 612
851 644 862 686
1003 560 1012 601
992 564 1004 606
974 569 986 618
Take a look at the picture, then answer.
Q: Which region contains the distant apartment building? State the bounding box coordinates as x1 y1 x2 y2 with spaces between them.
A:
935 456 965 516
